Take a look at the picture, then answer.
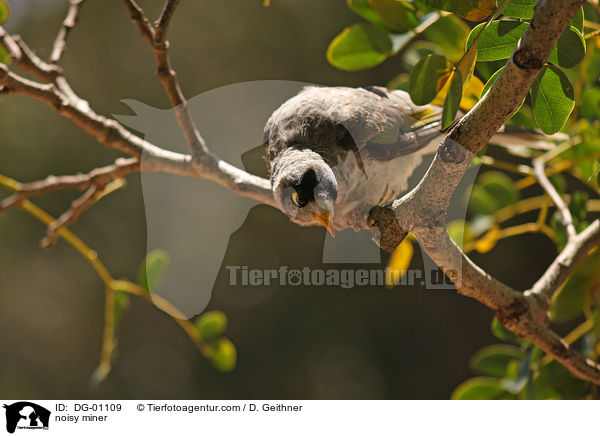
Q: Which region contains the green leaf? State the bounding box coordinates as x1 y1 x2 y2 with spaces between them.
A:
467 20 528 62
532 361 589 399
480 66 503 97
138 249 170 292
502 0 536 19
369 0 419 33
468 171 520 215
113 291 131 329
423 14 470 60
550 250 600 322
387 72 410 90
506 105 537 129
549 173 567 194
0 45 10 65
491 316 524 344
570 7 584 32
568 191 588 223
327 23 393 71
468 185 499 215
195 310 228 341
468 21 585 68
402 41 439 69
347 0 388 28
208 338 237 372
470 344 525 378
550 211 569 252
548 26 586 69
0 0 9 25
441 69 462 129
531 65 575 134
481 171 519 206
408 53 452 105
475 59 506 81
580 87 600 119
447 219 474 247
451 377 514 400
421 0 496 21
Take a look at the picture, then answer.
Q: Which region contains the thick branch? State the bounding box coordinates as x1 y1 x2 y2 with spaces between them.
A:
388 0 600 383
50 0 86 64
122 0 208 156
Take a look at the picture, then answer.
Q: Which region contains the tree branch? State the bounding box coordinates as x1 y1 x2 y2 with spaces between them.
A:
50 0 86 64
121 0 208 156
0 29 62 82
527 219 600 304
0 157 139 214
42 184 102 248
386 0 600 384
534 158 577 239
154 0 180 44
0 30 275 207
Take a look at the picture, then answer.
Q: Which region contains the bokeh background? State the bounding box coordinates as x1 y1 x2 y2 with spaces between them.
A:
0 0 561 399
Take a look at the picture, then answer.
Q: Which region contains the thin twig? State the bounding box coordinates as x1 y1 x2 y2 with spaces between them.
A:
534 158 577 240
527 219 600 304
41 182 123 249
0 62 275 206
121 0 208 156
50 0 86 64
154 0 180 44
0 173 211 382
121 0 155 44
0 28 62 81
0 157 139 213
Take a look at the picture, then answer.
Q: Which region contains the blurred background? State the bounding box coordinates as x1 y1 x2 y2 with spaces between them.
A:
0 0 562 399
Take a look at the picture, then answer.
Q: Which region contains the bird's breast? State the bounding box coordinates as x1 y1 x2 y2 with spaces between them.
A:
331 151 432 231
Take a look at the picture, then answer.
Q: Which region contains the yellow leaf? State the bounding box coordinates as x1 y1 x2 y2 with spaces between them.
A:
432 71 484 111
463 0 495 21
431 70 455 107
474 225 501 253
460 75 484 111
457 41 477 87
385 236 414 288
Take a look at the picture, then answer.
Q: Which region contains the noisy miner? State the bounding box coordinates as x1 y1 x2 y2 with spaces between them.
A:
263 85 552 236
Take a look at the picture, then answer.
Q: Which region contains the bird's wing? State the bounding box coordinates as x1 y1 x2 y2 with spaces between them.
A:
358 86 444 161
359 87 565 160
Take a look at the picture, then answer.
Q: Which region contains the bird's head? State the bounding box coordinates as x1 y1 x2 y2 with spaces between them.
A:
271 149 338 236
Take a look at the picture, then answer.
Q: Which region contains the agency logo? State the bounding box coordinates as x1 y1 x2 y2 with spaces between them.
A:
3 402 50 434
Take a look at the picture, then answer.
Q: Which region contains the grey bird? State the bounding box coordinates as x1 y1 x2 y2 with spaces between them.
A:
263 85 552 235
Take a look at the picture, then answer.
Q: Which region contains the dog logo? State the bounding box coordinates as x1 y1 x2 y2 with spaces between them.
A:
3 402 50 434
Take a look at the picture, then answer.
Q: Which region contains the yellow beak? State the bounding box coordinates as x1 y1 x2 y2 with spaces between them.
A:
313 210 335 237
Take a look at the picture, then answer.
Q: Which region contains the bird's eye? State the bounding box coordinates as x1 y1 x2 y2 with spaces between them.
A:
291 191 307 207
